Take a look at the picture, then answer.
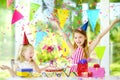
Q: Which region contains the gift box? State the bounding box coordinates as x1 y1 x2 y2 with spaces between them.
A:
16 68 33 77
88 64 105 78
77 59 88 76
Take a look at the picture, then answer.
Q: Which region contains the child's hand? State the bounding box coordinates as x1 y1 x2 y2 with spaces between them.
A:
0 65 10 70
48 13 60 26
30 59 36 66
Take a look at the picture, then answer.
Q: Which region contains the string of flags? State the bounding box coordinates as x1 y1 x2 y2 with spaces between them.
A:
30 3 40 20
57 9 70 28
94 46 106 60
6 0 119 59
87 9 100 31
11 9 24 24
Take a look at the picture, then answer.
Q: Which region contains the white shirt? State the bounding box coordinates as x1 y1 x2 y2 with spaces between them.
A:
15 61 36 72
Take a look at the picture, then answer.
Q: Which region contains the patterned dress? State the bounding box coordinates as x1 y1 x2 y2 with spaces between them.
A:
70 47 84 72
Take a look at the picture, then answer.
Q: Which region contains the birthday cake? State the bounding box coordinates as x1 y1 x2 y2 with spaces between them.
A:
45 66 63 72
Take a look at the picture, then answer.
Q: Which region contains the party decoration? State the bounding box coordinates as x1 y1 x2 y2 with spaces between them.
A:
7 0 13 8
81 21 89 32
87 9 100 31
42 0 47 11
42 0 54 20
30 3 40 20
58 9 69 28
11 9 24 24
44 0 55 9
88 64 105 78
35 29 47 47
61 40 70 57
23 32 29 45
94 46 106 60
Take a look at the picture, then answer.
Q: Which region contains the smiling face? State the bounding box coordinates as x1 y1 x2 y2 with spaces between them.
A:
23 46 34 62
74 32 86 47
73 29 87 49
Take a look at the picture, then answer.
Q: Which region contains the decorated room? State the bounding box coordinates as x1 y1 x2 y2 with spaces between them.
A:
0 0 120 80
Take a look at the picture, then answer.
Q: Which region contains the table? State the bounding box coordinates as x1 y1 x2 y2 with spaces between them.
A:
7 76 120 80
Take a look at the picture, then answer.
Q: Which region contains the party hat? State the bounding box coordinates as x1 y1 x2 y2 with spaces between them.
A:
23 32 29 45
81 21 88 32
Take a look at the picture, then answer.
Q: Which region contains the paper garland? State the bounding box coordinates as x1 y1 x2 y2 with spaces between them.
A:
11 9 24 24
87 9 100 31
30 3 40 20
57 9 69 28
44 0 55 9
94 46 106 60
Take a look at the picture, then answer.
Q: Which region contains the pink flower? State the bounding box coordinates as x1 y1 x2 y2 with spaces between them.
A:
58 46 62 51
47 46 54 53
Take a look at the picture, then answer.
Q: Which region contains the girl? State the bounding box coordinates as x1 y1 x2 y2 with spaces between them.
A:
49 14 120 75
0 43 49 77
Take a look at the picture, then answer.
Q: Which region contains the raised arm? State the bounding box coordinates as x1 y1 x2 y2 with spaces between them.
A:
48 14 74 52
31 60 49 73
0 65 16 77
89 19 120 53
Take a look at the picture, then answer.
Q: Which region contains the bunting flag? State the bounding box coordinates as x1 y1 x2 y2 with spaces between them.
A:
44 0 55 9
7 0 13 8
11 9 24 24
42 0 47 11
87 9 100 31
57 9 69 28
30 3 40 20
61 40 70 57
35 29 47 47
43 0 54 19
94 46 106 60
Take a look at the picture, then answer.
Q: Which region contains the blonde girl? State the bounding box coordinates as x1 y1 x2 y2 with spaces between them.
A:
0 44 49 77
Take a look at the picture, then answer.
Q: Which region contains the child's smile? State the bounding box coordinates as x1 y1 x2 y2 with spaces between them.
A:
74 32 86 46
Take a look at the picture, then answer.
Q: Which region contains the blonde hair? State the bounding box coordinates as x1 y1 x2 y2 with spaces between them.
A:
17 44 33 62
73 29 89 59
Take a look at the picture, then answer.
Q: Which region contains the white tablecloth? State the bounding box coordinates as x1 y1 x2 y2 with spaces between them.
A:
7 76 120 80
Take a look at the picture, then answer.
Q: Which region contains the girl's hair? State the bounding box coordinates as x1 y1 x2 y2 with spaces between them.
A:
73 29 89 59
17 44 33 62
